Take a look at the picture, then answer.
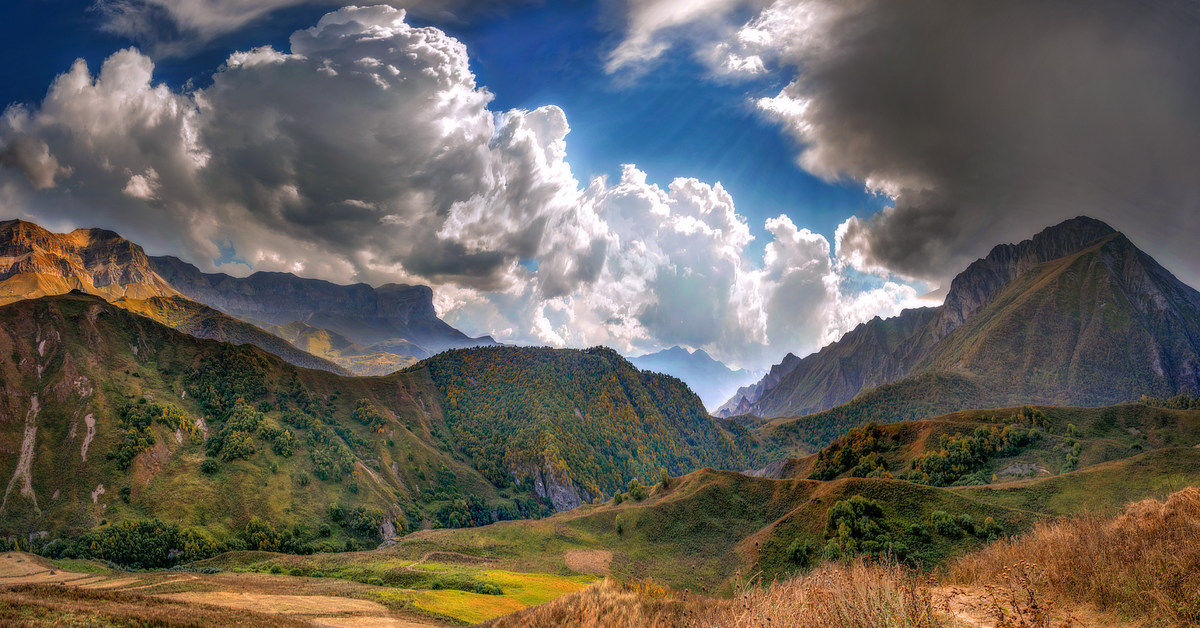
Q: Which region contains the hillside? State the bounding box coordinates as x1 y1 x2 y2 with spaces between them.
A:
0 293 751 557
412 346 758 510
723 217 1200 420
115 296 350 375
628 346 759 411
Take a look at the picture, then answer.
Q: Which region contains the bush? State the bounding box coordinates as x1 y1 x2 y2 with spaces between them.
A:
787 539 812 567
628 478 648 501
200 459 219 475
615 515 625 536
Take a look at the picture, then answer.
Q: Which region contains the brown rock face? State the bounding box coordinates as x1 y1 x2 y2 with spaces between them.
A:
0 220 177 304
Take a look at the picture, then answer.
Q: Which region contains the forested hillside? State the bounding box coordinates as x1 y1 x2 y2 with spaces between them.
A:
414 346 757 510
0 293 752 565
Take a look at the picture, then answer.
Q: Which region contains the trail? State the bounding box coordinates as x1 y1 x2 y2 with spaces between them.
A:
935 586 1118 628
2 395 40 514
404 551 493 571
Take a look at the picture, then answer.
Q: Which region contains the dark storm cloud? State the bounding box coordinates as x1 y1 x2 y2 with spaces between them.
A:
748 0 1200 285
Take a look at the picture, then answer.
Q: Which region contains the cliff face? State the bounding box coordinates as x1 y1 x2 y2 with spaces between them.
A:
0 220 178 304
151 256 494 352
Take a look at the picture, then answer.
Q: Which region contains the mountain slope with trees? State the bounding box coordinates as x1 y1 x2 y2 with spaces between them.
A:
0 293 751 557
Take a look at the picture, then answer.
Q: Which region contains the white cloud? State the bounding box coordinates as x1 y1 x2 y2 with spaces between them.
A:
605 0 752 74
1 5 932 372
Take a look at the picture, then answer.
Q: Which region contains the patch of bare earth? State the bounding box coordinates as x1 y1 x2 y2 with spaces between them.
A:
565 549 612 575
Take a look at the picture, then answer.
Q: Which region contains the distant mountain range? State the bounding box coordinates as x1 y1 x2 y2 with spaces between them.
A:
150 256 495 353
629 346 760 411
0 219 493 376
719 216 1200 420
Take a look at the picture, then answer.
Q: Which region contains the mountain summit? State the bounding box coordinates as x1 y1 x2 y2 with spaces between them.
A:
720 216 1200 418
0 219 177 304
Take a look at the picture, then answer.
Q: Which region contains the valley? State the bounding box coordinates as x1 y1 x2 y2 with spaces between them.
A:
1 217 1200 626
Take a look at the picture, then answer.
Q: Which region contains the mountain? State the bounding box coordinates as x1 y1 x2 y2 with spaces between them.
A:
0 219 177 304
629 346 760 411
0 293 752 547
150 255 496 354
722 216 1200 420
0 219 350 374
716 307 938 418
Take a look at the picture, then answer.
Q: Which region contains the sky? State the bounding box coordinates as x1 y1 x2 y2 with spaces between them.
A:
1 0 1198 371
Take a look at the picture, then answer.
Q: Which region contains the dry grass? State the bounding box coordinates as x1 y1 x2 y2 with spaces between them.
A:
0 584 312 627
951 487 1200 626
480 559 944 628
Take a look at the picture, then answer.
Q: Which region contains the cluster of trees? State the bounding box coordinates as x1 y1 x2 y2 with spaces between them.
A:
815 496 1005 566
907 424 1041 486
1139 394 1200 410
205 400 292 462
808 423 898 481
108 401 199 470
807 410 1047 487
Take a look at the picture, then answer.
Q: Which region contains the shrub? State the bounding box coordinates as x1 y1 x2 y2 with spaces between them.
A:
931 511 964 538
628 478 648 501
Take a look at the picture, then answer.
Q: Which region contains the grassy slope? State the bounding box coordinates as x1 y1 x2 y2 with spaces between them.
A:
241 401 1200 601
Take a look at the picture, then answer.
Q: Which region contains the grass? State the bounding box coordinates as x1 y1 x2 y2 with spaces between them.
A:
479 559 945 627
951 486 1200 626
412 589 528 624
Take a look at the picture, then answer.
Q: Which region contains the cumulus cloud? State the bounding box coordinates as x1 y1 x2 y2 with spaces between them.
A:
612 0 1200 289
1 5 929 370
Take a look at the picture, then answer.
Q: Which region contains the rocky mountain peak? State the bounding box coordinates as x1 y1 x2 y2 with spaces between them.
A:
0 219 176 302
935 216 1118 338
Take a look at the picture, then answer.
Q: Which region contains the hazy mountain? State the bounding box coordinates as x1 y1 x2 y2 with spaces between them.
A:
723 216 1200 419
150 255 496 354
629 346 760 411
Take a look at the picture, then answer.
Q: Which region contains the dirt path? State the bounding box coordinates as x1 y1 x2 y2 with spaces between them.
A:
935 586 1120 628
404 551 493 571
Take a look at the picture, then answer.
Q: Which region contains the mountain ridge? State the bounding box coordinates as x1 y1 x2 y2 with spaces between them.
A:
720 216 1200 420
150 255 496 354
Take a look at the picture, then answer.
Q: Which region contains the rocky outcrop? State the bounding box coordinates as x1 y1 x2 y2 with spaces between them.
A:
515 460 591 512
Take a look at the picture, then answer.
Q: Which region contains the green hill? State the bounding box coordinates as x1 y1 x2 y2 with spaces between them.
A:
0 293 750 564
